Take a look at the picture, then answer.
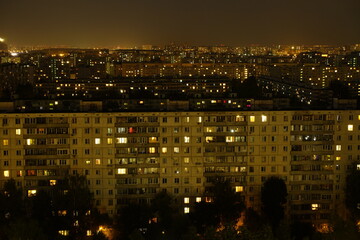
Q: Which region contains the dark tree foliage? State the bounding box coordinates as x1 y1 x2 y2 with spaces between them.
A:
52 174 95 239
244 208 265 232
190 178 244 235
190 201 218 234
150 191 175 230
261 177 288 233
345 164 360 220
117 203 152 239
0 179 24 222
212 178 245 223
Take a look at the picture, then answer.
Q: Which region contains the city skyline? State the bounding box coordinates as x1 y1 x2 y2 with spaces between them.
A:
1 0 360 48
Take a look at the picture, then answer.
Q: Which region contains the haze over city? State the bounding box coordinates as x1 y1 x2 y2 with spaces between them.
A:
1 0 360 48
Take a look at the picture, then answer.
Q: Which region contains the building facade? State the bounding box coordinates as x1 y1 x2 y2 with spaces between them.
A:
0 110 358 226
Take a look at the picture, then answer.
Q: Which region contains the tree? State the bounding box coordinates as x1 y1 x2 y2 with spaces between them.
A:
0 179 24 222
212 178 245 224
261 177 288 233
52 174 97 239
190 178 244 236
345 164 360 220
117 203 152 240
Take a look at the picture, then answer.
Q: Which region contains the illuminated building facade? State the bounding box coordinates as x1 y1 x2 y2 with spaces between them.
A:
0 110 358 226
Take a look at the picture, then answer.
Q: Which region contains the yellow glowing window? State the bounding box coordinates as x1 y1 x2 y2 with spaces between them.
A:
95 138 101 144
348 124 354 131
226 136 234 142
196 197 202 203
311 204 319 211
107 138 113 144
250 116 255 122
236 115 245 122
85 160 91 164
198 116 202 123
117 168 126 174
86 230 92 236
3 139 9 146
15 129 21 135
161 147 168 154
28 189 37 197
184 136 190 143
149 137 158 143
4 170 10 177
95 159 101 165
116 137 127 144
235 186 244 192
174 147 180 153
184 157 190 164
149 147 156 153
205 136 215 143
336 145 341 151
335 156 341 161
184 207 190 214
184 197 190 204
58 230 69 236
261 115 267 122
50 180 57 186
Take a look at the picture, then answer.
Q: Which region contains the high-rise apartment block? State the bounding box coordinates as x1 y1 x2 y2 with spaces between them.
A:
0 110 358 226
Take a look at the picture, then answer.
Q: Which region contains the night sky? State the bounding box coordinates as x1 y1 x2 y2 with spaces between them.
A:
1 0 359 48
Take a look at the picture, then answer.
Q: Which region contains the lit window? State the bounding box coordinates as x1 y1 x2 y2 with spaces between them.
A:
184 197 190 204
16 129 21 135
50 180 57 186
196 197 202 203
117 168 126 174
236 115 245 122
58 230 69 236
336 145 341 151
235 186 244 192
335 156 341 161
184 207 190 214
184 136 190 143
348 124 354 131
28 189 37 197
95 159 101 165
86 230 92 236
85 160 91 164
311 204 319 211
116 137 127 144
198 116 202 123
149 137 158 143
107 138 113 144
4 170 10 177
226 136 234 142
174 147 180 153
95 138 101 144
149 147 156 153
357 164 360 170
161 147 168 154
261 115 267 122
184 157 190 163
250 116 255 122
3 139 9 146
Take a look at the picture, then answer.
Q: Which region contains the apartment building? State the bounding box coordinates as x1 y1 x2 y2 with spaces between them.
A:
0 110 358 226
